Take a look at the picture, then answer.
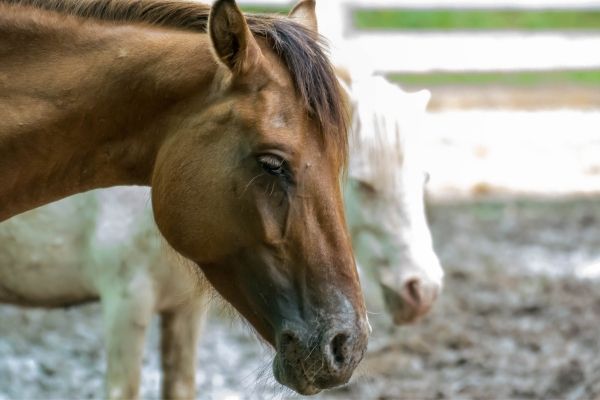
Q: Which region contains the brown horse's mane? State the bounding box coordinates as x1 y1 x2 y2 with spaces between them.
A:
2 0 348 161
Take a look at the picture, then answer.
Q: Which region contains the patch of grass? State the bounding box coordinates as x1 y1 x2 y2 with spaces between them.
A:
240 5 289 15
388 70 600 87
354 9 600 31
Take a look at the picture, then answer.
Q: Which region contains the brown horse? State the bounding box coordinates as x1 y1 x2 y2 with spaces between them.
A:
0 0 368 395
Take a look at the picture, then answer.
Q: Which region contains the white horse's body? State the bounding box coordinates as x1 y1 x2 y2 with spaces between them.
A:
0 75 443 398
0 187 207 399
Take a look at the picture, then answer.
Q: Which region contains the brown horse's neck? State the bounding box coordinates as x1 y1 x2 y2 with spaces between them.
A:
0 6 217 220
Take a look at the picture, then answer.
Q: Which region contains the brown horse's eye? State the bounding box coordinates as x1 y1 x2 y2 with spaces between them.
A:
258 154 285 177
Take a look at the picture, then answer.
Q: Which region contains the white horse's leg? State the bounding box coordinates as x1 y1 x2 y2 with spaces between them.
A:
160 297 209 400
101 284 155 400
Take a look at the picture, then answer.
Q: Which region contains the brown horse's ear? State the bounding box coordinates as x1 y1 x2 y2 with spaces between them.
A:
289 0 318 33
209 0 263 75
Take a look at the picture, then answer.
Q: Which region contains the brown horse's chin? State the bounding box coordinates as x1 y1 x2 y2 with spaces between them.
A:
272 354 322 395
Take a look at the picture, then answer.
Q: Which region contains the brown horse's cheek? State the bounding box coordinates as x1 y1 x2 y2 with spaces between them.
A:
251 185 290 245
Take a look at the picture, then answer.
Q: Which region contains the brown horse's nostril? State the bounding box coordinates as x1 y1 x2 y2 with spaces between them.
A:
275 322 367 393
279 330 303 360
330 332 350 366
280 331 297 346
323 330 352 375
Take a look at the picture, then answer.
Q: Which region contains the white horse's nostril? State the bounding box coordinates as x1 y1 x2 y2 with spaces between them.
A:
404 278 422 307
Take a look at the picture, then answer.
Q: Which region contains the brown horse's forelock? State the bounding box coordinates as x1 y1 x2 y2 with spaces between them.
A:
5 0 348 165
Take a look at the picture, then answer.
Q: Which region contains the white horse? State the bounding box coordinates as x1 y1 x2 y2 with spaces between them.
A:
0 74 442 399
344 74 443 324
0 187 207 400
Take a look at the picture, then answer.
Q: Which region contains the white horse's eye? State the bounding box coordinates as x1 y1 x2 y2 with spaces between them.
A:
357 180 377 195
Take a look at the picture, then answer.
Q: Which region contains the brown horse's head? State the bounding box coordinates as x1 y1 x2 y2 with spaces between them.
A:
151 0 367 394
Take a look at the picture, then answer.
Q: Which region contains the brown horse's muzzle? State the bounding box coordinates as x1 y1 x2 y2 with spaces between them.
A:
272 313 369 395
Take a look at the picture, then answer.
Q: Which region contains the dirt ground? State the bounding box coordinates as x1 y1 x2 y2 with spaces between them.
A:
325 197 600 400
427 86 600 111
1 196 599 400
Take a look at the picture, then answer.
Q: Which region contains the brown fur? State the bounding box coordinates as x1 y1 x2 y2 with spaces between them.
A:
2 0 348 155
0 0 366 394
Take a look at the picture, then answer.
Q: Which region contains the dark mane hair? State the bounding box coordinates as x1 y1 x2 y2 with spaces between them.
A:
4 0 348 161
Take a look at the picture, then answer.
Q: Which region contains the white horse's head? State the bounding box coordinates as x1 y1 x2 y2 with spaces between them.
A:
343 75 444 325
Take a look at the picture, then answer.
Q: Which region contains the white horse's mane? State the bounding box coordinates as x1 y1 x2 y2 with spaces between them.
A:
345 74 431 192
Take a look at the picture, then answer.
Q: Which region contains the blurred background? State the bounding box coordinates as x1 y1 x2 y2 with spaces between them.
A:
1 0 599 399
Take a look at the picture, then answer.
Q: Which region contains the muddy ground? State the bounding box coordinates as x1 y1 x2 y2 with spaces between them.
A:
1 196 599 400
330 197 600 400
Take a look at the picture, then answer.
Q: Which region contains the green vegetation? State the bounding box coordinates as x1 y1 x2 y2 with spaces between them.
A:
240 5 289 14
354 9 600 31
238 6 600 88
388 70 600 87
238 6 600 31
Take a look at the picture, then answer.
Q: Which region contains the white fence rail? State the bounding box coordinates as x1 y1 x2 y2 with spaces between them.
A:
239 0 600 73
239 0 600 8
345 33 600 73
